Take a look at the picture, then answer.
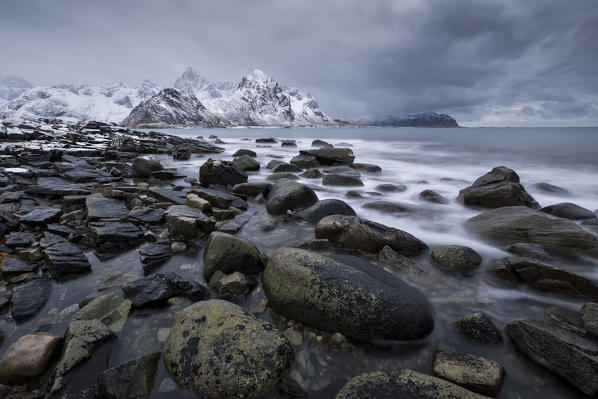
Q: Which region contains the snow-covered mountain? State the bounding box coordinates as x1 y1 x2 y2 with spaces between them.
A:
122 88 225 128
0 80 161 122
0 76 33 104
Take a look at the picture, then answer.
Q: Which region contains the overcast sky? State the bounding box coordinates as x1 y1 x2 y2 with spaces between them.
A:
1 0 597 126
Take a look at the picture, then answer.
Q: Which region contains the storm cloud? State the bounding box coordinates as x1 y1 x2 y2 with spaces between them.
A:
1 0 597 126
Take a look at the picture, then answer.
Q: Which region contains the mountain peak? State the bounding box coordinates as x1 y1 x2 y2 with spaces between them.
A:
181 66 200 80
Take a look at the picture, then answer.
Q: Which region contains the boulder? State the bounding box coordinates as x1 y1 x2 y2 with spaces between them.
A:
431 245 482 272
311 139 330 147
488 257 598 300
266 172 299 181
190 187 247 210
581 303 598 336
335 370 489 399
350 163 382 173
139 241 172 274
199 158 247 188
132 156 163 178
11 277 52 321
0 333 63 385
540 202 596 220
172 146 191 160
290 154 319 168
232 149 256 157
294 199 356 224
300 148 355 165
19 207 62 226
376 183 406 192
322 173 363 186
122 272 210 308
164 205 215 239
504 243 552 262
528 182 570 196
453 312 502 344
43 240 92 275
212 271 257 299
266 159 284 169
465 206 598 257
378 245 424 275
272 163 302 173
419 189 449 204
281 139 296 147
232 182 272 198
76 294 132 332
315 215 428 256
89 221 144 252
98 352 160 399
299 168 323 179
256 137 277 143
202 232 263 281
263 247 434 340
163 300 293 399
266 179 318 215
363 201 416 214
432 350 505 397
457 166 539 209
506 319 598 396
232 155 260 171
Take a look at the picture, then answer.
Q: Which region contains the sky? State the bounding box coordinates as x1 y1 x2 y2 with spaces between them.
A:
1 0 597 126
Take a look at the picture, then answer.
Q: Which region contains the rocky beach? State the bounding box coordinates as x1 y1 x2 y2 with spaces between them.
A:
0 120 596 398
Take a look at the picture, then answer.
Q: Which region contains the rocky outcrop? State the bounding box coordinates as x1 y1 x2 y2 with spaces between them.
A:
199 158 248 188
300 148 355 165
263 247 434 340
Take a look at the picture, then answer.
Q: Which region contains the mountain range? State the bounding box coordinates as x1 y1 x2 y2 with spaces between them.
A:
0 69 458 127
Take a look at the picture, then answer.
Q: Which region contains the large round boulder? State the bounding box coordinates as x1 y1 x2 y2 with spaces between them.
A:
465 206 598 257
132 156 164 178
163 300 293 399
262 247 434 340
457 166 539 209
199 158 248 188
294 199 356 224
266 178 318 215
202 232 263 281
232 155 260 171
315 215 428 256
540 202 596 220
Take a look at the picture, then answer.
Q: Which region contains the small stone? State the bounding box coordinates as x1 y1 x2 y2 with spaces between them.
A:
431 245 482 272
453 312 502 344
330 332 346 345
283 327 304 347
171 241 186 253
186 193 212 211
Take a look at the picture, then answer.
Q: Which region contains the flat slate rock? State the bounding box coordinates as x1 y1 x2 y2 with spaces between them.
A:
11 277 52 321
43 239 91 275
139 241 173 274
19 207 62 226
147 188 187 205
86 194 130 221
90 222 144 251
122 272 210 308
191 187 247 210
98 352 160 399
0 257 37 275
4 232 36 249
127 207 165 224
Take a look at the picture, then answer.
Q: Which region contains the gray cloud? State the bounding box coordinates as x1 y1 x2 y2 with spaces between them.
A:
1 0 597 125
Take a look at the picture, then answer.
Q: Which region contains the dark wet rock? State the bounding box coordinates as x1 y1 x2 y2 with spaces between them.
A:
290 154 319 169
466 206 598 257
151 169 185 180
311 139 330 147
540 202 596 220
263 247 434 340
266 159 284 169
375 183 406 192
233 155 260 171
489 257 598 300
300 148 355 165
334 369 487 399
267 172 299 181
545 306 586 335
453 312 503 344
266 178 319 215
90 222 144 251
186 193 212 212
299 168 322 179
122 272 210 308
432 351 505 397
86 194 129 221
51 319 116 397
11 277 52 321
218 213 252 234
5 232 36 249
212 271 257 299
233 149 257 157
232 182 272 198
140 241 173 274
191 187 247 210
98 352 160 399
26 177 91 197
0 257 37 275
272 163 302 173
211 208 235 221
202 232 263 281
294 199 356 224
350 163 382 173
147 188 187 205
164 205 215 239
419 189 449 204
581 303 598 336
322 173 363 186
582 218 598 236
457 166 540 209
431 245 482 272
504 243 553 262
0 332 63 385
19 207 62 226
199 158 248 188
76 294 132 332
172 146 191 160
128 207 165 224
363 200 416 214
281 139 296 147
345 190 364 198
43 239 91 275
378 245 424 275
506 319 598 396
132 156 164 178
163 299 293 399
256 137 277 143
316 215 428 256
528 182 570 196
322 165 360 177
46 223 77 237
